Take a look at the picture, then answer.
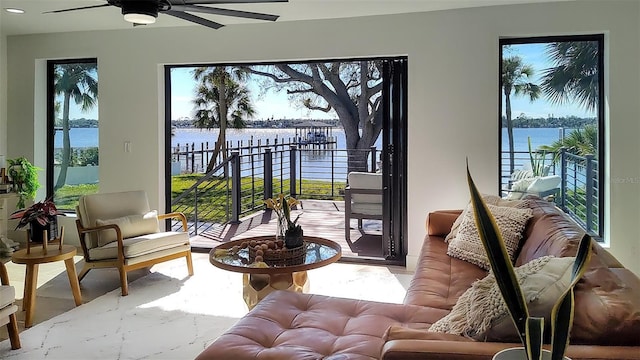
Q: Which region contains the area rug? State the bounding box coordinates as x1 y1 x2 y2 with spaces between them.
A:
0 253 412 360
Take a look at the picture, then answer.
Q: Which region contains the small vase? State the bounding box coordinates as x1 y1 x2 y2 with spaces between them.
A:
492 348 571 360
29 216 58 243
275 216 287 240
284 229 304 249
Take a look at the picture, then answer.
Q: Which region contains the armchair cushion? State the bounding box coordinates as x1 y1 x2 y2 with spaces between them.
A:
347 171 382 204
95 210 159 246
88 231 189 261
77 190 152 249
0 284 15 309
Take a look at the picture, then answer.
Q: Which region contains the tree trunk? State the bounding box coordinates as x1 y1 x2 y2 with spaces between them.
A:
54 92 72 190
347 149 369 173
206 80 228 173
505 93 515 175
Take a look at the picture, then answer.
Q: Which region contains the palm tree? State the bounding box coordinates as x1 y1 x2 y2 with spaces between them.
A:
192 67 255 173
539 124 597 161
54 63 98 190
541 41 599 111
502 56 541 174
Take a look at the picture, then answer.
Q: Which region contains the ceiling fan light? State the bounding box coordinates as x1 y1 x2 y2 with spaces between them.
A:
123 12 156 24
121 1 159 24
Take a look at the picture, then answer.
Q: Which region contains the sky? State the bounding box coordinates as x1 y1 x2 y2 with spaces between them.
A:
65 45 595 121
502 43 596 119
169 67 335 121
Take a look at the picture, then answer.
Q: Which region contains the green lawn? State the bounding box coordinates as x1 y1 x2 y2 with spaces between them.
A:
55 175 346 222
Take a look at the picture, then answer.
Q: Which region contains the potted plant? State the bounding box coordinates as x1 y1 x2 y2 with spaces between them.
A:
265 193 303 248
7 157 40 209
9 198 64 243
466 164 592 360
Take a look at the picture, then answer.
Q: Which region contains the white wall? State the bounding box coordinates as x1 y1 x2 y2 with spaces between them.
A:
1 23 6 160
4 1 640 274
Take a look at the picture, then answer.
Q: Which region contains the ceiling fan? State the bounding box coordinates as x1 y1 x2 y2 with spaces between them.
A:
44 0 288 30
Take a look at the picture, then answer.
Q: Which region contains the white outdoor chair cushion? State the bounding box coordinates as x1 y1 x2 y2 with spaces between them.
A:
347 172 382 203
351 202 383 216
88 231 190 261
0 285 15 309
526 175 561 194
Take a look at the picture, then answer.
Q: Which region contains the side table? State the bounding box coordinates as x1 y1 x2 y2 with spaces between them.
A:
11 244 83 327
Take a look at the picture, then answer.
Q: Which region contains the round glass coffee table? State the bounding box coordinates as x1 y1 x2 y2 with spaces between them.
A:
209 235 341 309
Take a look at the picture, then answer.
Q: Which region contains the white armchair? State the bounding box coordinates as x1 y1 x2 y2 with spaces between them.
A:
0 261 20 349
344 172 383 242
75 190 194 296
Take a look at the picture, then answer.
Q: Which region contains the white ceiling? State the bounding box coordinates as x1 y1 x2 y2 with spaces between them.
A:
1 0 572 36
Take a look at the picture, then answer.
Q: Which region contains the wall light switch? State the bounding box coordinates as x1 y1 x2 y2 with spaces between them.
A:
124 141 131 153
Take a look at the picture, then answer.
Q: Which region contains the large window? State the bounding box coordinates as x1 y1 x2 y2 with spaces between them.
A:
499 35 604 238
164 57 408 264
47 59 99 210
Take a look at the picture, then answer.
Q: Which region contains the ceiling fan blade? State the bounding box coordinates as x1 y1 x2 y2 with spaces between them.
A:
171 5 279 21
164 10 225 29
43 4 111 14
180 0 287 4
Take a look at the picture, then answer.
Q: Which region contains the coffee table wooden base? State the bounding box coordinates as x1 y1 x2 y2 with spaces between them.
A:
243 271 309 309
12 245 83 328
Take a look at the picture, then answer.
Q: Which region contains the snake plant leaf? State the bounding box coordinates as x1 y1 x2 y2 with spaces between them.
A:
466 164 530 343
526 317 545 360
550 233 593 360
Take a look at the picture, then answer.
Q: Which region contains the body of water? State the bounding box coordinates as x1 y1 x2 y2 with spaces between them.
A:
58 126 568 151
56 127 570 180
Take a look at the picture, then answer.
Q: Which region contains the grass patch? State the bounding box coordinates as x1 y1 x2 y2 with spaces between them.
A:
53 175 344 224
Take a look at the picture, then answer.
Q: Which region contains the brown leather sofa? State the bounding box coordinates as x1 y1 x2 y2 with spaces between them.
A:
196 198 640 360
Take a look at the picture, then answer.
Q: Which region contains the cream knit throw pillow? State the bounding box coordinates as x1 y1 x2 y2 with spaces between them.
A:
447 204 533 270
429 256 575 341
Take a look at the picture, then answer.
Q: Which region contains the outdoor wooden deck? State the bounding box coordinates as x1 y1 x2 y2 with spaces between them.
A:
189 199 383 259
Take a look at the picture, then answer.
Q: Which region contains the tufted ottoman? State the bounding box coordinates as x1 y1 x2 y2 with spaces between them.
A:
195 290 443 360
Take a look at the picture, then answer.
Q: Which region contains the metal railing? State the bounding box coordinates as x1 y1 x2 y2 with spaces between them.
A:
501 149 600 237
170 145 378 237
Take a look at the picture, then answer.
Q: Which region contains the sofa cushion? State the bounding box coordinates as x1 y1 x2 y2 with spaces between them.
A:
445 196 531 242
447 204 533 270
195 291 441 360
429 256 574 340
95 210 159 246
88 231 189 260
404 234 487 310
515 198 640 346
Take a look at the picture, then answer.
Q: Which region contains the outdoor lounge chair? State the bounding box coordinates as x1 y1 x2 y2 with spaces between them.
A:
344 171 383 242
75 190 193 296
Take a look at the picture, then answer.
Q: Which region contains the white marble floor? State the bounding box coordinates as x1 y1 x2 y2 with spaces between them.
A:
0 253 413 359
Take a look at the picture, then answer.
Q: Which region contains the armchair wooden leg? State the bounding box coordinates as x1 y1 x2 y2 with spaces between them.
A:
186 252 194 276
78 264 91 282
7 312 20 349
119 268 129 296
